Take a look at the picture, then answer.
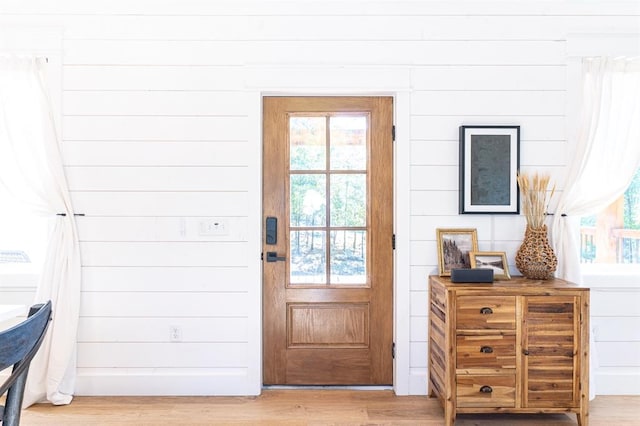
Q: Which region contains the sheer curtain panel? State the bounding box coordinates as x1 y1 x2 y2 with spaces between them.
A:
0 56 81 406
551 57 640 400
552 57 640 283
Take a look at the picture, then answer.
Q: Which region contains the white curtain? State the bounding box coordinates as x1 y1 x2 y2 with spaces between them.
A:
552 57 640 283
0 56 81 406
551 57 640 401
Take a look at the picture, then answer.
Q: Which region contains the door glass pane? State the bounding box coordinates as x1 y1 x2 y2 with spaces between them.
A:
290 116 326 170
330 174 366 227
290 230 326 284
290 174 326 227
330 116 367 170
330 230 366 284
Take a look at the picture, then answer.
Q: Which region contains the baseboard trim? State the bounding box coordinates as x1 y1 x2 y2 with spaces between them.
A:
69 369 640 397
595 370 640 395
74 369 257 396
408 369 427 395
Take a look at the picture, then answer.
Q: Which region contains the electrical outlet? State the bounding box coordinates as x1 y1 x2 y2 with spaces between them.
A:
169 325 182 342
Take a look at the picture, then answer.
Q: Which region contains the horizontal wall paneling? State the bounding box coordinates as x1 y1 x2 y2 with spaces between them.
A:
63 116 249 141
3 0 637 398
64 91 250 116
66 166 248 192
63 141 251 167
80 242 249 267
77 342 248 368
80 291 248 317
70 192 248 216
81 266 251 292
77 217 248 242
77 317 248 342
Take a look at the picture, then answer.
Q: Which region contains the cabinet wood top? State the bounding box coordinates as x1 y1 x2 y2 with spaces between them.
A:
429 275 589 291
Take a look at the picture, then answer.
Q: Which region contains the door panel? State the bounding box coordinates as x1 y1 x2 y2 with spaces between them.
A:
288 303 369 347
263 96 393 385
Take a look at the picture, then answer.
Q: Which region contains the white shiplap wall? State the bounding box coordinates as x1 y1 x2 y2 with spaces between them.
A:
586 274 640 395
1 0 639 396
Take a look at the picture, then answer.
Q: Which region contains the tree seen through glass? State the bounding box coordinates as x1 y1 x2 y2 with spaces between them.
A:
580 167 640 263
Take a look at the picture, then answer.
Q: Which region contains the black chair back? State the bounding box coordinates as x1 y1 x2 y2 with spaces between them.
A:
0 301 52 426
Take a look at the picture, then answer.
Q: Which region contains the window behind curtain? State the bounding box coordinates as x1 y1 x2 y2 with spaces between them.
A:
580 167 640 264
0 184 49 273
0 51 60 278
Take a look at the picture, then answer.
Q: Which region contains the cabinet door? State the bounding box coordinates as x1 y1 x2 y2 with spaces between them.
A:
522 296 580 408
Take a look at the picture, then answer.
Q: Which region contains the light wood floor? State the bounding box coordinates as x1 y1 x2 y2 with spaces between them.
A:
20 390 640 425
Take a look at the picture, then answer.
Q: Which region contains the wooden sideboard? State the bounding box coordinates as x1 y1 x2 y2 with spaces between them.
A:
428 275 590 426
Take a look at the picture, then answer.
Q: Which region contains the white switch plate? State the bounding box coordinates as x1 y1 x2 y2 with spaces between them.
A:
198 218 228 236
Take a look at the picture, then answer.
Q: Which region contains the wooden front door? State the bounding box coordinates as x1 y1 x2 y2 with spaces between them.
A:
263 96 394 385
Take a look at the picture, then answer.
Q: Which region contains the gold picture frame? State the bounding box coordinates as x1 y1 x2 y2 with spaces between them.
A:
469 251 511 280
436 228 478 277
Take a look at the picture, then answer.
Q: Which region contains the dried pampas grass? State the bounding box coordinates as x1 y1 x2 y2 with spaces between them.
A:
517 172 555 228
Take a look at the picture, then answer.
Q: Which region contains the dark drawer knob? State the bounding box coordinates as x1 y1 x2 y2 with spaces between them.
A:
480 346 494 354
479 385 493 393
523 349 530 356
480 307 493 315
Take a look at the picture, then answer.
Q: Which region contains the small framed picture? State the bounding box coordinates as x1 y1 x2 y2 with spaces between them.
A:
469 251 511 280
436 228 479 277
459 125 520 214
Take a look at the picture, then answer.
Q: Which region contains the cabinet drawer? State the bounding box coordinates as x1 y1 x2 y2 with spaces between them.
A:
456 296 516 330
457 375 516 408
456 333 516 370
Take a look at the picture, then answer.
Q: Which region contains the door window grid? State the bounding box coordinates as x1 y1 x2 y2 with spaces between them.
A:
288 114 369 286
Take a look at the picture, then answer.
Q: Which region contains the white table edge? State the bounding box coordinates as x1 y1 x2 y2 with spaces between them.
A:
0 304 26 323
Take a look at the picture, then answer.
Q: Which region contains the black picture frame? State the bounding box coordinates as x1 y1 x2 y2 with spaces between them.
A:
459 125 520 214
